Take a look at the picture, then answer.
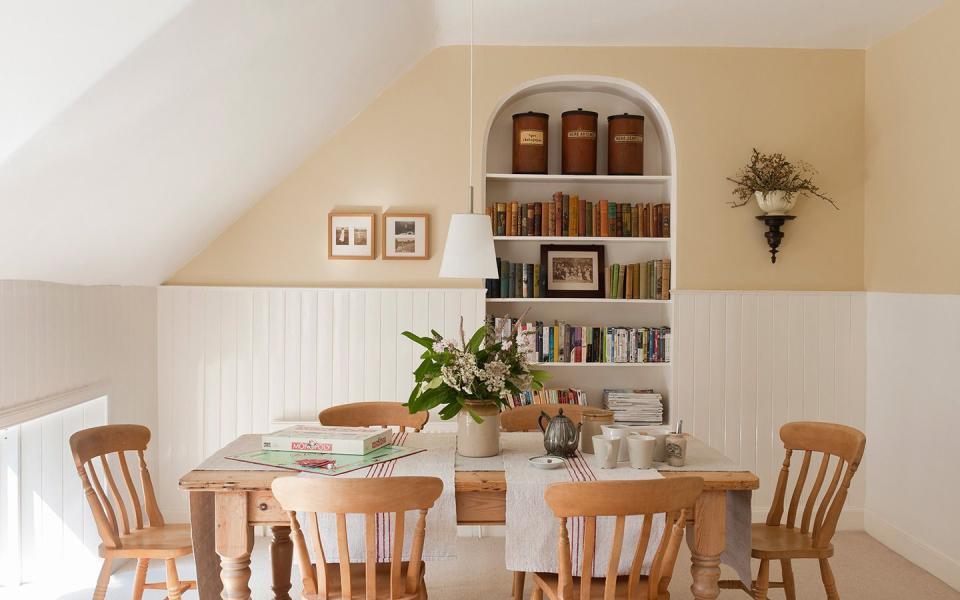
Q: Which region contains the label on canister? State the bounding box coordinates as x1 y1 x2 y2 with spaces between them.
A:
519 130 544 145
567 129 596 139
613 134 643 143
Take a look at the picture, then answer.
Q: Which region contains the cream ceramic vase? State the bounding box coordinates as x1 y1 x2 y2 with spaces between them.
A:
754 190 796 215
456 400 501 457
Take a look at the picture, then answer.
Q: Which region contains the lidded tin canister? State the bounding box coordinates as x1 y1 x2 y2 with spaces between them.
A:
561 108 598 175
512 111 549 174
607 113 645 175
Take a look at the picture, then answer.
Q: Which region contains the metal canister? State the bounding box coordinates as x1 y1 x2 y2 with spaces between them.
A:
561 108 598 175
512 111 549 174
579 408 614 454
607 113 644 175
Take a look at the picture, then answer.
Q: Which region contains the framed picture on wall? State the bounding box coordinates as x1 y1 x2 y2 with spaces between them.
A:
328 212 376 259
540 244 605 298
382 213 429 260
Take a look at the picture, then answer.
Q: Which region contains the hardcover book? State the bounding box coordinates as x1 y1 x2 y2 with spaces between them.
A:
228 445 424 476
261 425 391 456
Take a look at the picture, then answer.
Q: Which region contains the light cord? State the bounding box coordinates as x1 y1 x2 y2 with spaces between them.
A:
468 0 474 212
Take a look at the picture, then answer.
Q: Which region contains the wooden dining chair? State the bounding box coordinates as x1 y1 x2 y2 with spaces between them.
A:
271 475 443 600
500 404 585 433
69 424 196 600
318 401 429 432
720 421 866 600
527 477 703 600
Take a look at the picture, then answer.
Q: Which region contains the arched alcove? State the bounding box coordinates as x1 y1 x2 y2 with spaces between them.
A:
480 75 679 418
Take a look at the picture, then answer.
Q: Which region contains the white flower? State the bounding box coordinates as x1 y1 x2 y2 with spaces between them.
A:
432 339 454 353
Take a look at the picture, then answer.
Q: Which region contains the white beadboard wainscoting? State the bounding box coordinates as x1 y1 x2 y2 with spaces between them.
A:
865 292 960 591
155 286 485 515
673 291 866 524
0 281 157 429
0 396 108 588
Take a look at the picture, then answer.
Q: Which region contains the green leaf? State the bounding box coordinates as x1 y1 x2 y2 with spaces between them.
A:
402 331 434 349
466 325 487 353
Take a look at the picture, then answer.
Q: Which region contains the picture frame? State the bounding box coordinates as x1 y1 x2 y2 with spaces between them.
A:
328 212 376 260
382 213 429 260
540 244 606 298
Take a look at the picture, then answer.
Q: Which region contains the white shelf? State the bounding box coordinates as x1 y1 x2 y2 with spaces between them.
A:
493 236 668 243
487 298 670 304
531 362 671 368
487 173 671 184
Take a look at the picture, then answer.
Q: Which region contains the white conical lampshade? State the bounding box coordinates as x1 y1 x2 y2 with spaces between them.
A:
439 213 498 278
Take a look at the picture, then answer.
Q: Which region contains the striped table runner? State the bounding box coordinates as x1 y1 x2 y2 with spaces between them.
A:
502 432 665 577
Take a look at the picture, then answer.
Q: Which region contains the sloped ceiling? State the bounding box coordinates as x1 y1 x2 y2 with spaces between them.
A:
0 0 943 285
0 0 437 285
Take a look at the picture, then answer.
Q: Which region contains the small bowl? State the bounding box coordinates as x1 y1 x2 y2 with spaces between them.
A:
528 455 566 470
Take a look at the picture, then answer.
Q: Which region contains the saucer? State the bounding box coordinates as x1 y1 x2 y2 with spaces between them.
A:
529 455 566 470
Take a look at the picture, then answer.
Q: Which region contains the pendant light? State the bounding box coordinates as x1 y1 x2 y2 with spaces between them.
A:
438 0 498 279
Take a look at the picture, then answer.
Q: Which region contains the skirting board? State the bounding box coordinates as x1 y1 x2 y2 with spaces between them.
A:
865 510 960 592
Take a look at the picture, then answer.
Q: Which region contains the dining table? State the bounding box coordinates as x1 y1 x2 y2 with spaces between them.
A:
179 431 758 600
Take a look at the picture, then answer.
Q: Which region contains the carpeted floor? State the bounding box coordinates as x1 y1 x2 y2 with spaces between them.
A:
12 531 958 599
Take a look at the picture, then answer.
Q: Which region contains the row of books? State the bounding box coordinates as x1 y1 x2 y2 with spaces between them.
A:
606 260 670 300
487 259 546 298
490 317 671 364
602 389 664 425
488 196 670 238
508 388 587 408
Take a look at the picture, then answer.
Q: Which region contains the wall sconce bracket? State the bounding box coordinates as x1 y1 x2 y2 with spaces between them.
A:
755 215 796 263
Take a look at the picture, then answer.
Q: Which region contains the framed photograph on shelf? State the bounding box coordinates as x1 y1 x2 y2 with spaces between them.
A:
382 213 429 260
328 212 376 259
540 244 605 298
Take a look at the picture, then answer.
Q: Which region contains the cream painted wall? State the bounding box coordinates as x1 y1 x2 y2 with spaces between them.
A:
863 2 960 591
865 0 960 293
169 45 865 290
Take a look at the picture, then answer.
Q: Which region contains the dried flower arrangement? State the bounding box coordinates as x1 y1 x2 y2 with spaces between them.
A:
727 148 837 210
402 315 548 422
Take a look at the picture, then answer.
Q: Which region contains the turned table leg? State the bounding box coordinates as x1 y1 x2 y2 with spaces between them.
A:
690 490 726 600
271 526 294 600
216 492 254 600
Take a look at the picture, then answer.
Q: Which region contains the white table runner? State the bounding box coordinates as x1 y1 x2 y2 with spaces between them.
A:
196 432 457 563
501 433 666 577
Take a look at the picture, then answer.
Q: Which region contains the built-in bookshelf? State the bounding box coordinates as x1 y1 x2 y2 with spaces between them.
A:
482 77 677 425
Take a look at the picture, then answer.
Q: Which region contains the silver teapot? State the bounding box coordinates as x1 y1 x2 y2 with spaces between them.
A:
539 408 582 457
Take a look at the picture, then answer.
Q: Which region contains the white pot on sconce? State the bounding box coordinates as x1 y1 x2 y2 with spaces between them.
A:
754 190 796 215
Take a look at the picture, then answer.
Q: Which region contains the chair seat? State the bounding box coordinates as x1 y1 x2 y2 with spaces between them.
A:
751 523 834 560
101 523 193 559
532 572 667 600
302 561 426 600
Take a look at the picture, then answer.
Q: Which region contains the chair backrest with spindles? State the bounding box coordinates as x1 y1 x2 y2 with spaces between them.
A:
766 421 866 548
500 404 585 432
318 401 429 432
544 477 703 600
69 424 165 550
272 476 443 600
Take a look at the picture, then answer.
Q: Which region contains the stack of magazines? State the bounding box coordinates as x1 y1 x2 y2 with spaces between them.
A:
602 389 663 425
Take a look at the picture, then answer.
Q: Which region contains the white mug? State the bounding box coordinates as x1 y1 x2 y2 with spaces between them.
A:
627 434 656 469
593 435 620 469
601 424 631 462
633 426 671 462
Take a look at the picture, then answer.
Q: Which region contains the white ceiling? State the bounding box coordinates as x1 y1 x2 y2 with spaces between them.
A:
434 0 944 49
0 0 942 285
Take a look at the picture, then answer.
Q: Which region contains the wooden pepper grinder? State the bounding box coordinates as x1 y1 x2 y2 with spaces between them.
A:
666 420 687 467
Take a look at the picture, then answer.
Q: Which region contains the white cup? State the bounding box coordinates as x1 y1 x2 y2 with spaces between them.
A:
627 434 656 469
601 424 632 462
593 435 620 469
633 426 671 462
